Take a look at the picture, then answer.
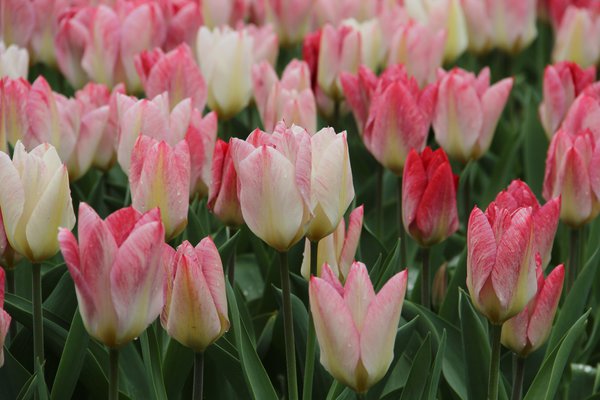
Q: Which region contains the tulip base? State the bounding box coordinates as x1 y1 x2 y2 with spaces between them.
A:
193 352 204 400
280 251 298 400
488 324 502 400
511 354 525 400
32 263 45 367
303 241 319 400
109 348 119 400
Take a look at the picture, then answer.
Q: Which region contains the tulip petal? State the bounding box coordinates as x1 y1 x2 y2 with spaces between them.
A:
195 237 229 329
478 78 513 155
402 149 427 231
533 197 560 268
0 150 24 252
339 205 364 279
527 265 564 350
466 207 497 301
343 262 375 331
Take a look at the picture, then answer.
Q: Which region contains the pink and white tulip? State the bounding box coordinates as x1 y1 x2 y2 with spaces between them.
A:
264 0 313 45
163 0 202 50
201 0 247 28
433 67 513 162
0 0 35 48
561 83 600 139
0 42 28 79
0 268 11 367
552 6 600 68
341 19 385 73
0 142 75 262
161 238 229 352
340 66 378 134
58 204 166 348
501 264 564 357
309 262 407 393
207 139 243 227
129 136 191 241
0 77 29 153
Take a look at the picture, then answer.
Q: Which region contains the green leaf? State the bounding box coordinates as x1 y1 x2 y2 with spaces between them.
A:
439 249 467 324
140 327 168 400
399 333 432 400
51 309 89 400
524 310 590 400
0 348 31 399
426 329 447 400
162 339 194 400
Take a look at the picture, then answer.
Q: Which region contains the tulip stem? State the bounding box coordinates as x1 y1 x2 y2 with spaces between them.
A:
109 348 119 400
193 352 204 400
398 177 407 268
421 247 431 309
226 227 237 285
6 268 16 341
280 251 298 400
376 165 383 239
511 354 525 400
32 263 44 367
488 324 502 400
567 228 581 291
302 241 319 400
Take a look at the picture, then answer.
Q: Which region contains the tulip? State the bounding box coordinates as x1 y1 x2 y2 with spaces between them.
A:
0 141 75 262
0 0 35 48
163 0 202 50
207 139 244 227
264 0 313 45
386 20 446 87
341 19 385 73
161 238 229 352
340 66 378 134
244 23 280 67
402 147 459 247
186 110 218 199
309 262 408 393
0 41 28 79
546 0 600 27
129 136 190 240
301 205 363 281
0 212 18 269
58 203 166 348
361 65 436 175
0 77 30 153
543 129 600 227
433 67 513 162
0 268 11 367
252 60 317 133
230 125 312 252
135 44 207 112
501 264 564 357
313 0 376 27
494 180 560 269
306 127 355 241
552 6 600 68
467 204 537 325
560 83 600 140
201 0 247 28
539 62 596 139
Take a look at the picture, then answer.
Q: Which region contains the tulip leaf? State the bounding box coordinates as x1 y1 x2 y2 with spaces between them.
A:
162 338 194 400
373 239 401 291
399 333 432 400
50 309 89 400
521 87 547 197
0 348 31 399
439 249 467 324
226 281 278 400
426 329 447 400
140 326 168 400
524 310 590 400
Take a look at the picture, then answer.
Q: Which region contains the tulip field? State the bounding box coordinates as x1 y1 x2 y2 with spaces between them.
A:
3 1 600 400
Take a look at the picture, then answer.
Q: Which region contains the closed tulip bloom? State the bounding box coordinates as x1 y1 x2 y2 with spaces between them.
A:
207 139 243 227
433 67 513 162
561 83 600 139
494 180 560 269
58 204 166 348
306 127 355 241
201 0 247 28
543 129 600 227
501 264 564 357
467 203 537 324
362 65 436 175
310 262 408 393
546 0 600 28
230 125 312 251
341 19 385 73
186 110 218 199
552 6 600 68
0 77 30 153
162 239 229 352
402 147 459 247
0 211 18 269
0 142 75 262
0 41 28 79
163 0 202 51
340 66 378 134
314 0 376 27
0 268 10 367
245 23 280 67
130 136 191 241
264 0 313 45
539 62 596 139
135 44 207 112
0 0 35 48
301 205 364 281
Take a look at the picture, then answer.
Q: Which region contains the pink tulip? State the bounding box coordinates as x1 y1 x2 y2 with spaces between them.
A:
467 203 537 324
161 238 229 352
539 62 596 139
0 77 30 153
309 262 408 393
313 0 377 27
207 139 243 227
341 19 385 72
252 60 317 133
340 66 378 134
129 136 190 240
402 147 459 247
543 129 600 227
494 180 560 269
230 125 312 251
361 65 436 175
0 268 11 367
301 205 364 281
264 0 313 45
0 0 35 48
163 0 202 50
0 211 18 269
28 0 65 67
58 203 166 348
135 44 207 112
201 0 247 28
547 0 600 27
552 6 600 67
561 83 600 140
433 67 513 162
501 264 564 357
186 110 218 199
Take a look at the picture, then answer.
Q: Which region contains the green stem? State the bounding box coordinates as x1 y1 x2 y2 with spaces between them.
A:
302 241 319 400
280 251 298 400
193 352 204 400
356 392 367 400
488 324 503 400
375 165 384 239
462 165 471 226
511 354 525 400
568 228 581 291
6 268 16 340
398 176 407 268
32 263 44 366
109 348 119 400
226 227 237 286
421 247 431 310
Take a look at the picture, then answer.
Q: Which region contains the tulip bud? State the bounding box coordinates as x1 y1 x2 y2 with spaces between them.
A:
402 147 459 247
539 62 596 139
186 110 218 199
0 77 30 153
552 6 600 68
341 19 385 73
201 0 247 28
0 0 35 48
431 263 448 311
301 205 364 281
0 268 11 367
310 263 408 393
0 142 75 262
433 67 513 162
501 264 564 357
543 129 600 227
340 66 378 134
163 0 202 51
560 83 600 139
207 139 244 227
264 0 313 45
161 239 229 352
0 41 28 79
59 204 166 348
